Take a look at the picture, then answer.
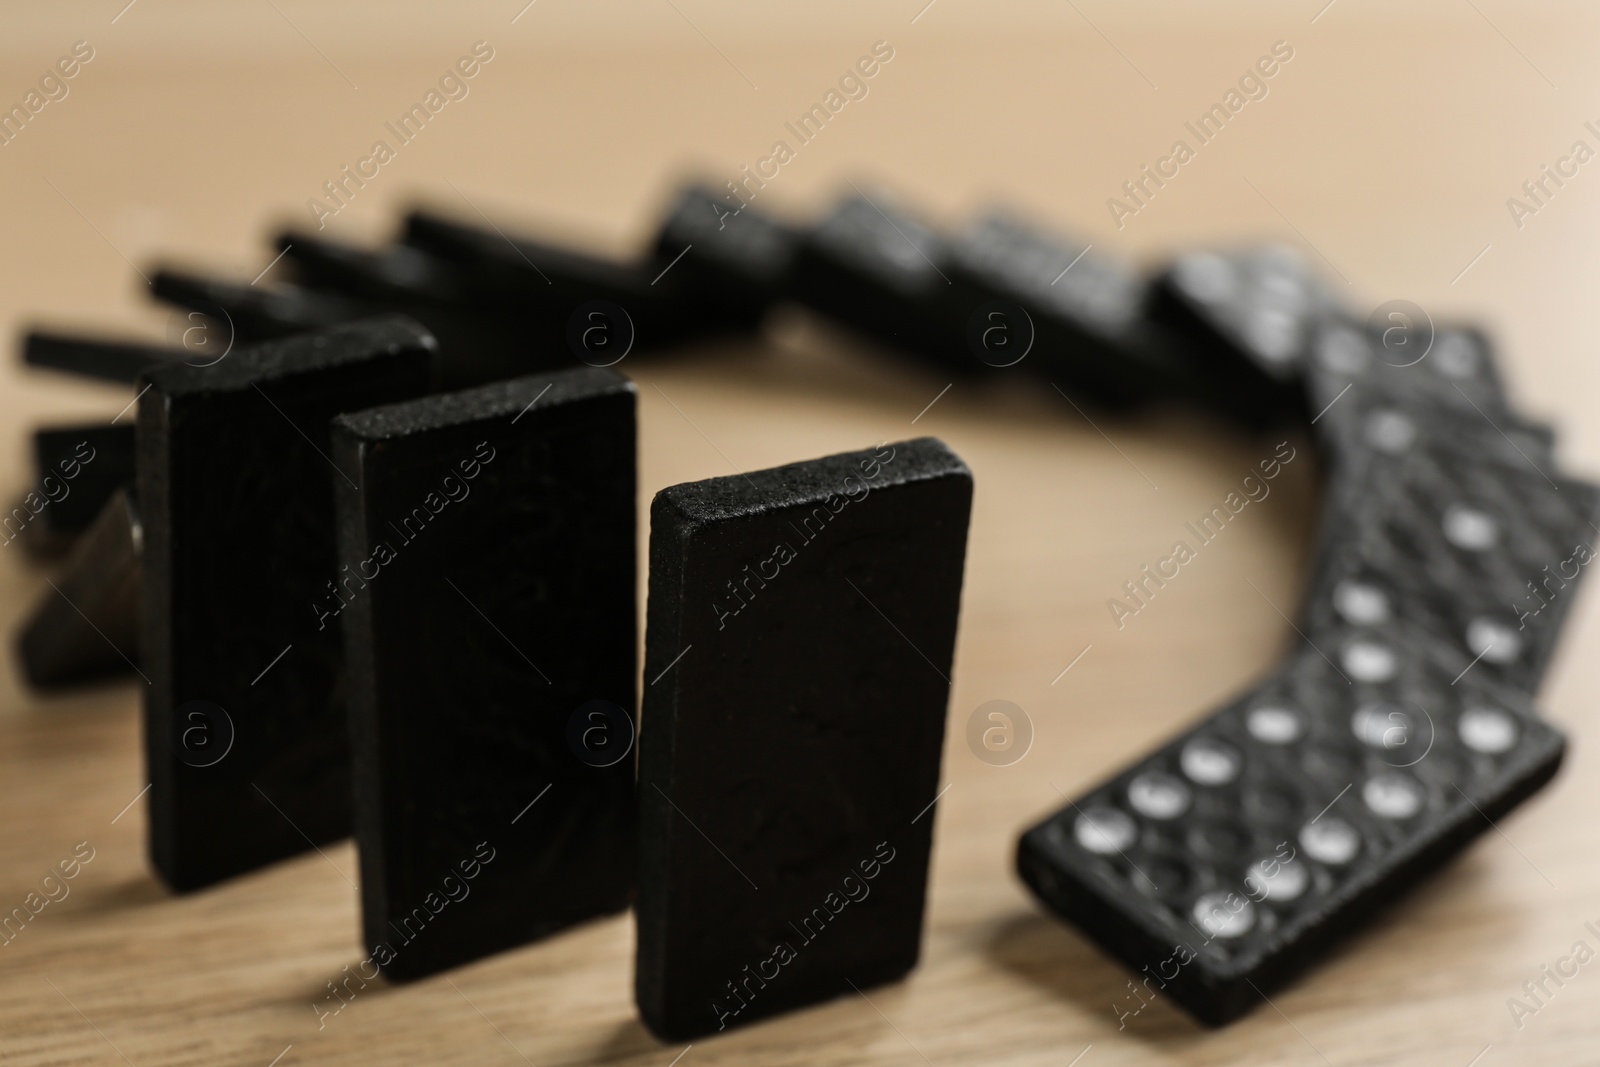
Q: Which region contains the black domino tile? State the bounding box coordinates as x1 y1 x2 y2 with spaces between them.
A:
1314 383 1553 488
1017 638 1565 1026
17 488 142 688
1301 386 1560 605
1304 440 1600 694
20 423 136 554
22 330 185 384
331 369 637 980
273 232 588 386
137 317 435 892
1304 321 1514 436
1148 246 1337 418
400 208 761 351
788 190 970 374
945 211 1182 407
649 183 800 318
155 258 539 389
149 267 370 344
274 232 481 306
636 437 973 1040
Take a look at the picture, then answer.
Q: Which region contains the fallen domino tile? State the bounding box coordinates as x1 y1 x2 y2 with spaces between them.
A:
17 423 136 555
1147 246 1335 418
789 189 968 374
649 182 800 321
400 208 761 353
149 266 369 343
1017 638 1564 1026
944 211 1180 407
16 488 142 688
23 330 187 384
272 233 571 387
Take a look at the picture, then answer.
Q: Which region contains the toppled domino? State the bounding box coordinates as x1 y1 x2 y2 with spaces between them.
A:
788 190 968 374
401 207 761 353
150 267 367 343
22 330 186 384
274 233 479 305
15 423 135 556
1305 438 1599 694
332 368 638 979
1148 246 1337 419
16 488 142 688
649 182 800 321
636 437 973 1039
1303 321 1514 443
1300 383 1558 615
1018 637 1565 1026
138 316 435 891
273 233 570 387
944 211 1175 406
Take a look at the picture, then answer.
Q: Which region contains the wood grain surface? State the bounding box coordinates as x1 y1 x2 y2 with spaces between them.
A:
3 4 1599 1064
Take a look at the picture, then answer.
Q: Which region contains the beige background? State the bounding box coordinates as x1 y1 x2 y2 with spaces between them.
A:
3 2 1599 1064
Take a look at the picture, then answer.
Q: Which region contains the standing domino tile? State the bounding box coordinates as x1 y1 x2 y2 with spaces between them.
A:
332 369 638 980
138 317 435 892
636 437 973 1039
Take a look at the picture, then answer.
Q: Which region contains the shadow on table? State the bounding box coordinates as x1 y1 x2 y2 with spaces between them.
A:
68 871 170 915
985 909 1202 1040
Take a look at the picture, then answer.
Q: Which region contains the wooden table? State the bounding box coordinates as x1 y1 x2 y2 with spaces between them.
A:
3 4 1598 1064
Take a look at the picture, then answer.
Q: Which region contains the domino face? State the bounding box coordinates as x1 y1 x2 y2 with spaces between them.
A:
1018 418 1590 1024
1018 639 1565 1026
636 437 973 1040
651 183 800 302
137 317 435 892
1304 440 1600 694
1156 247 1333 381
944 212 1165 407
1303 385 1559 603
332 369 638 980
1304 321 1513 429
1314 383 1552 486
1148 246 1335 420
950 212 1145 345
791 192 969 371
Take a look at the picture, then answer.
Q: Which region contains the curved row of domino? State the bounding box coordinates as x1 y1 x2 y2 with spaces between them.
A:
14 182 1598 1037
